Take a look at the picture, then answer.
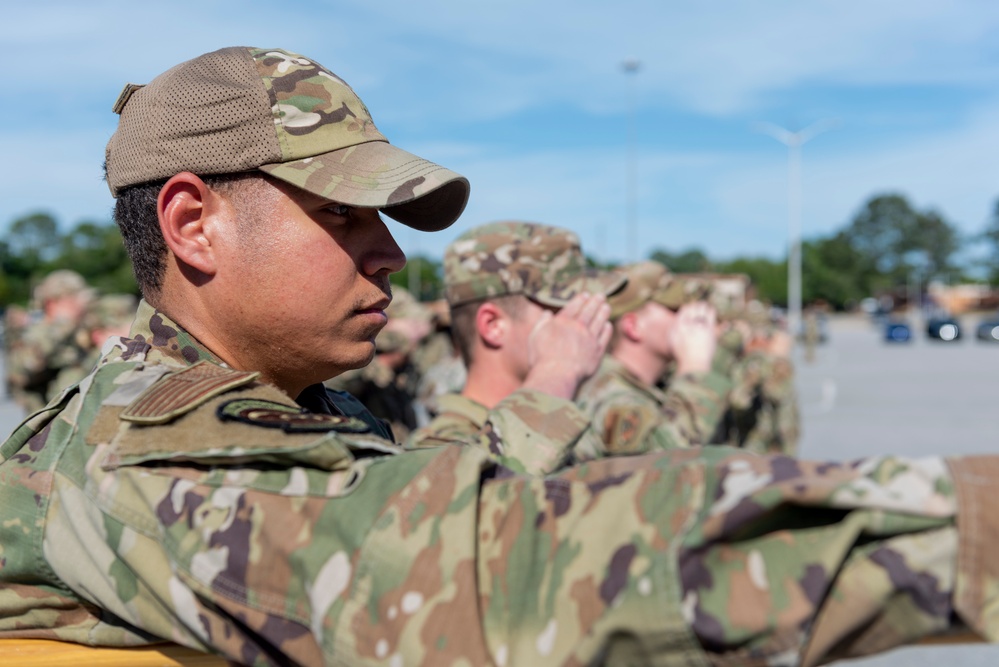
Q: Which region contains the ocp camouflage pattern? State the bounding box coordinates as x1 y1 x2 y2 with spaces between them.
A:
443 221 625 307
575 356 732 454
2 301 998 666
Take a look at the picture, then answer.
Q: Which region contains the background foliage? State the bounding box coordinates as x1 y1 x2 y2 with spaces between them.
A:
4 191 990 310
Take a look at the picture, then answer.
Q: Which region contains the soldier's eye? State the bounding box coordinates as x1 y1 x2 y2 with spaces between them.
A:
326 204 351 216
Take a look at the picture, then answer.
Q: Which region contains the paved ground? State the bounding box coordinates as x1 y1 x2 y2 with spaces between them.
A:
1 314 997 664
797 313 998 666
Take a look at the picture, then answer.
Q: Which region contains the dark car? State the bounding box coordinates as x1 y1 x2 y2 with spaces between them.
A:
926 315 961 342
976 316 999 342
884 319 912 343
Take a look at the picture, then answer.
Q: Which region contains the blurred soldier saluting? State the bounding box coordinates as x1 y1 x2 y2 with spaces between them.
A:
575 261 731 453
408 220 621 472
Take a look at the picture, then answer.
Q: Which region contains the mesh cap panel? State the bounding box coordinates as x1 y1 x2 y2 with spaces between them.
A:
107 47 280 192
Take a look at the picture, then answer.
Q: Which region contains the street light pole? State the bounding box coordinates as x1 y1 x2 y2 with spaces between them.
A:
754 119 837 338
622 58 641 261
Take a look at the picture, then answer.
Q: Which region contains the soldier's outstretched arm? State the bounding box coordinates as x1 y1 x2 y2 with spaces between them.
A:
11 365 996 665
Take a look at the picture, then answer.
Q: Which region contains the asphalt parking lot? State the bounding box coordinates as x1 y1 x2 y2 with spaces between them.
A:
0 314 996 664
797 313 998 666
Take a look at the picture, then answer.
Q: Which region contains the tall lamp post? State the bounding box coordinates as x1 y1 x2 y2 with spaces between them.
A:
622 58 641 261
755 119 837 338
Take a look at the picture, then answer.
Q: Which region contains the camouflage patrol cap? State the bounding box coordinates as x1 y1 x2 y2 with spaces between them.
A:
83 293 139 331
655 273 713 310
608 261 712 318
33 270 93 303
106 47 469 231
374 329 411 354
386 287 432 324
444 221 626 307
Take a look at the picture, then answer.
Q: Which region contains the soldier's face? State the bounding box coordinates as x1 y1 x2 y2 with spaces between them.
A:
635 301 678 359
505 297 551 381
214 179 407 394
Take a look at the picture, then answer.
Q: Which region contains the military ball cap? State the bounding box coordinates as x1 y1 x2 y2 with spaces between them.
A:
105 46 469 232
444 221 626 307
608 261 713 318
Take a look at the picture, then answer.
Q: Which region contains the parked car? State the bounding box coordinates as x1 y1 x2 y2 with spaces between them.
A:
884 319 912 343
926 315 961 342
976 315 999 342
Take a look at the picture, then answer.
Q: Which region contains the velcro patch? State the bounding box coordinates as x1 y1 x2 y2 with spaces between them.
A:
218 398 371 434
121 361 260 425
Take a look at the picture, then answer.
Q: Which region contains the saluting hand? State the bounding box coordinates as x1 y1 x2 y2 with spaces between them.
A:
523 292 612 400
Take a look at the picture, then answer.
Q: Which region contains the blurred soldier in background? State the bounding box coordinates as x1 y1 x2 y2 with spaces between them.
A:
2 304 31 400
5 270 95 412
414 298 467 417
575 261 730 453
326 327 421 441
47 293 139 399
407 220 622 473
712 299 801 455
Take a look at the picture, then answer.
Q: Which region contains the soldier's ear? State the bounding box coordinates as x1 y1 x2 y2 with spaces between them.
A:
475 301 509 350
157 172 222 277
618 311 642 342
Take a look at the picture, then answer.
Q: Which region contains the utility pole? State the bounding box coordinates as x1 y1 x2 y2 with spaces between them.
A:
622 58 641 261
755 119 837 338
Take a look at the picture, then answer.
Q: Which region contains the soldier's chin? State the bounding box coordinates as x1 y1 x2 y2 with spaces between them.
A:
338 340 378 372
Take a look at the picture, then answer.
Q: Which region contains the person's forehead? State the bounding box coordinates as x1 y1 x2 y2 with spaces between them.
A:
640 300 675 319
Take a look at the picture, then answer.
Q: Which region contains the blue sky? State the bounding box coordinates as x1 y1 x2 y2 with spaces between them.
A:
4 0 999 266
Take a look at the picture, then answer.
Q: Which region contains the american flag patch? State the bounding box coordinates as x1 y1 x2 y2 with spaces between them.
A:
121 361 260 425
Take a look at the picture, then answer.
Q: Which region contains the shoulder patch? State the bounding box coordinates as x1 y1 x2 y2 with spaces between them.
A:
218 398 371 434
120 361 260 425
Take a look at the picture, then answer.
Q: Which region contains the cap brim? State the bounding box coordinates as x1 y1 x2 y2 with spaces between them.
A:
531 269 627 308
260 140 470 232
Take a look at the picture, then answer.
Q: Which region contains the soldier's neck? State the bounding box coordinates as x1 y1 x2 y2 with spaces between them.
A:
612 344 669 387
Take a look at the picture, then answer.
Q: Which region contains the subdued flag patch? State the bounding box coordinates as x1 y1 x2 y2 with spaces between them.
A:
121 361 260 425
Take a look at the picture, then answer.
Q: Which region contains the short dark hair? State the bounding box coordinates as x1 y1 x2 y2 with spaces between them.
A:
107 169 264 299
449 295 528 366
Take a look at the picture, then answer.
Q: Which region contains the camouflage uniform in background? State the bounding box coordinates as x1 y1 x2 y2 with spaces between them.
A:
325 329 419 442
48 293 140 403
4 302 999 665
3 304 32 402
576 263 731 454
413 295 466 418
6 271 96 413
712 304 801 456
408 221 625 471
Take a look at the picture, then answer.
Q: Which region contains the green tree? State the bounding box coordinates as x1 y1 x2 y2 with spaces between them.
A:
649 248 712 273
390 255 443 301
845 193 960 286
55 221 138 295
978 199 999 284
714 256 787 306
5 212 59 281
801 232 869 309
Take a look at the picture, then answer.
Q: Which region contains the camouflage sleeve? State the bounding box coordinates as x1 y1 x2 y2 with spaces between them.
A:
13 364 999 665
589 390 688 453
406 388 588 475
711 328 743 377
661 370 731 445
679 449 969 665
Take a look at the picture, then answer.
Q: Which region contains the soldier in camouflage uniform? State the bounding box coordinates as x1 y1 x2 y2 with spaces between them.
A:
407 221 625 472
713 301 801 456
413 298 467 418
47 293 139 402
3 45 999 666
325 328 421 442
5 270 96 413
574 262 731 453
